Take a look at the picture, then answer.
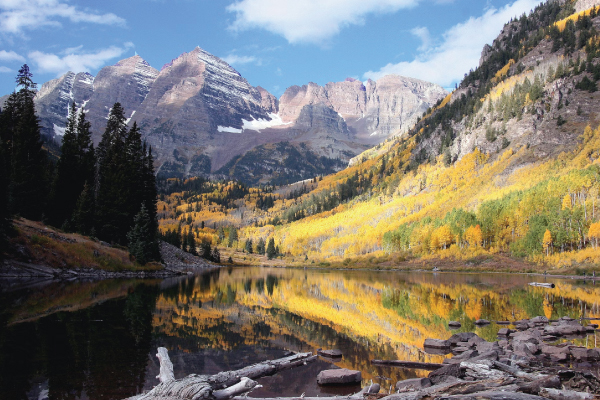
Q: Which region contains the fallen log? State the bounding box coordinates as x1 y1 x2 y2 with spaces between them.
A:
517 375 561 394
129 349 316 400
528 282 555 288
538 388 595 400
491 361 546 382
231 384 378 400
371 360 445 370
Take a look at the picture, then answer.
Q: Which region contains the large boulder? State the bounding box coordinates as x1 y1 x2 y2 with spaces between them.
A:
317 368 361 385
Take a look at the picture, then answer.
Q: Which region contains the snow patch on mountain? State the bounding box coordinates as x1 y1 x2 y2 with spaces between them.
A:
242 113 291 131
217 126 243 133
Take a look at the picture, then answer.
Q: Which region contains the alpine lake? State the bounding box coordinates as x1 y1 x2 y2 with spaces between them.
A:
2 267 600 400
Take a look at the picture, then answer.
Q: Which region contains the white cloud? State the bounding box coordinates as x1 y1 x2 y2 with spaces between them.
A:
0 0 125 34
29 43 134 76
227 0 419 44
0 65 12 72
364 0 543 87
410 26 431 52
0 49 24 62
222 54 261 66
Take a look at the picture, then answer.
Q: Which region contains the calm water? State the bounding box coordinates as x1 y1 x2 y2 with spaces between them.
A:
1 268 600 400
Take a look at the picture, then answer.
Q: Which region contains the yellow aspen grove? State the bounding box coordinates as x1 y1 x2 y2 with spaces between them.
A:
562 193 572 210
543 229 553 256
435 225 453 250
589 222 600 248
465 225 483 248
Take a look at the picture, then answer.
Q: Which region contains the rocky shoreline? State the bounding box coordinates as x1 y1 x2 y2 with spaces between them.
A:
386 316 600 399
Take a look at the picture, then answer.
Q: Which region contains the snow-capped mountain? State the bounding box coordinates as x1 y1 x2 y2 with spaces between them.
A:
27 47 446 184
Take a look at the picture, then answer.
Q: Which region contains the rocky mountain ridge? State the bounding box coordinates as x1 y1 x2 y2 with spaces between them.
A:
19 47 446 184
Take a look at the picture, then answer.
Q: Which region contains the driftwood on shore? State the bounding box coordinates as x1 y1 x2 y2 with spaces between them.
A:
128 349 316 400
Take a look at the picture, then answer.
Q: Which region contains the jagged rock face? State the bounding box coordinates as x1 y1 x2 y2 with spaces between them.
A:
35 72 94 137
576 0 600 12
84 55 158 139
279 76 446 142
256 86 279 114
294 103 349 136
363 75 447 138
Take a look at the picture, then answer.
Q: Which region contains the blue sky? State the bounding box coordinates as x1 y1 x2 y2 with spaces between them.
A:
0 0 544 97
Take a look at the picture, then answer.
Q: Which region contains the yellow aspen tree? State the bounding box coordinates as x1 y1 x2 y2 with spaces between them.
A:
542 229 553 256
473 225 483 248
562 193 572 210
588 221 600 248
430 231 440 252
436 225 453 250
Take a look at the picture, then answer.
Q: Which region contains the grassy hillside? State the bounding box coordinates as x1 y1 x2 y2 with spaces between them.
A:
4 218 162 272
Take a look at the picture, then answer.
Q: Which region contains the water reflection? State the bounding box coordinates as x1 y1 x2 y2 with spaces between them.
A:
2 269 600 399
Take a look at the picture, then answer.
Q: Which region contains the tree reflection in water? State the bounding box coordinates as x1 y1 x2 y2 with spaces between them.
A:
2 269 600 399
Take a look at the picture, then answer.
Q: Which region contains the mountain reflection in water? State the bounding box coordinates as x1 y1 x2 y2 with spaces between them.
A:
1 268 600 400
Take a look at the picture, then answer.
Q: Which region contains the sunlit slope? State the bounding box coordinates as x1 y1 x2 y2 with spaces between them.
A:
237 3 600 266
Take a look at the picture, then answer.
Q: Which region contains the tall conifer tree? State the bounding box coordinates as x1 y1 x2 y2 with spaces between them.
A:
5 65 48 220
48 102 95 227
96 103 130 243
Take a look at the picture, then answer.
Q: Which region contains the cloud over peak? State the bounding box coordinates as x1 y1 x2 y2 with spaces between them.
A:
364 0 542 88
227 0 419 44
29 43 134 76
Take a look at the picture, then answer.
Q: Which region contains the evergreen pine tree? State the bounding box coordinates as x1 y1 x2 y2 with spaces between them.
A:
96 103 130 243
142 145 159 260
0 135 10 258
245 238 253 254
200 240 212 259
71 181 95 235
127 204 157 265
6 65 48 220
187 229 197 255
48 102 95 228
257 238 265 255
266 238 276 260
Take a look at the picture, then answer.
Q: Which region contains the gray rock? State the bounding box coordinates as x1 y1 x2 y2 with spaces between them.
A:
395 378 432 391
317 349 342 358
449 321 462 328
497 328 513 336
530 316 549 324
448 332 477 346
317 368 361 385
475 319 491 325
424 338 450 349
366 383 380 394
